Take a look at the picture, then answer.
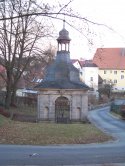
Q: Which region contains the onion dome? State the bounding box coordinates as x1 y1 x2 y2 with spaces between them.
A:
57 20 71 44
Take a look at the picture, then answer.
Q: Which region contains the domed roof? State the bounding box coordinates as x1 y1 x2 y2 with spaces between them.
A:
57 20 71 43
57 28 70 41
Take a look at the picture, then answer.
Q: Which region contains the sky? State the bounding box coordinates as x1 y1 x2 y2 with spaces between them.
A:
51 0 125 60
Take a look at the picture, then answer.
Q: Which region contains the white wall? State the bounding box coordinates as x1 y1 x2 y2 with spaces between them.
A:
72 61 99 91
73 61 82 72
81 67 99 91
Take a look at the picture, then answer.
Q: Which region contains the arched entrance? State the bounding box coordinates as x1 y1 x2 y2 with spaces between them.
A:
55 96 70 123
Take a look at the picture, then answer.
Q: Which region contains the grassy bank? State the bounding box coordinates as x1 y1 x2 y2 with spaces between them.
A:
0 115 112 145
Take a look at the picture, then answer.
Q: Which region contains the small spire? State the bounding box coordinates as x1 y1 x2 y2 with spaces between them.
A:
63 20 65 29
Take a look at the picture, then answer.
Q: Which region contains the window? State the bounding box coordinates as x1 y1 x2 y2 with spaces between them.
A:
103 79 106 84
121 71 124 73
114 79 117 83
103 79 106 83
121 75 124 79
114 71 117 74
90 77 93 81
104 70 106 74
110 70 112 73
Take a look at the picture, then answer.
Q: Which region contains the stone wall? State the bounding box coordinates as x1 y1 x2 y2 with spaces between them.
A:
37 89 88 122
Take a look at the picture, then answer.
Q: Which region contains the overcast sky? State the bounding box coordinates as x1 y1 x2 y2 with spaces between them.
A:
43 0 125 60
55 0 125 59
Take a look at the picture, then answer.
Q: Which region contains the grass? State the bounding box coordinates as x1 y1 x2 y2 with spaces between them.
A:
0 115 112 145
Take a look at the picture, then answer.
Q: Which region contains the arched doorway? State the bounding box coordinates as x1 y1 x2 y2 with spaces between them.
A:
55 96 70 123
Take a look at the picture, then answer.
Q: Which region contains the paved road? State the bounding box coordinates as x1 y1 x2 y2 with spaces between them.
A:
88 107 125 142
0 107 125 166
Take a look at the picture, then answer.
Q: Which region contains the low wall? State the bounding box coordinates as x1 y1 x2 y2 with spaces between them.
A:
89 102 111 111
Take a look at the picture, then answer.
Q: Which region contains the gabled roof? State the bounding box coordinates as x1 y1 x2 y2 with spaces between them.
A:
93 48 125 69
82 63 98 67
79 60 85 67
82 60 98 67
71 59 83 68
71 59 79 64
71 59 97 67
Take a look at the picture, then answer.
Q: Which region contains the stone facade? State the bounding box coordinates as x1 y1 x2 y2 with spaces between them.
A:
37 89 88 122
35 20 89 123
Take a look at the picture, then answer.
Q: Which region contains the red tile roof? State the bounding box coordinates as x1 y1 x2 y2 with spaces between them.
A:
93 48 125 69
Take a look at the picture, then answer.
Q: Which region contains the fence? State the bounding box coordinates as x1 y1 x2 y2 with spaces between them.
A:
0 91 37 115
15 96 37 114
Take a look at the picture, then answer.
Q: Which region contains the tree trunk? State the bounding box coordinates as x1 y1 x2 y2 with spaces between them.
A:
5 84 12 109
5 84 16 119
11 87 17 106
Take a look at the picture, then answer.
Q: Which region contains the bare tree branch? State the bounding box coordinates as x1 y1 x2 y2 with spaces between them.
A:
0 11 113 31
56 0 74 17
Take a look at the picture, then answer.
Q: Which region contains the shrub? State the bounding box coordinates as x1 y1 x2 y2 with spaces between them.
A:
120 105 125 119
110 103 121 114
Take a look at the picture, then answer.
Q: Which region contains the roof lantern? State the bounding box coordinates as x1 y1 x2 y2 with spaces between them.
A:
57 20 71 51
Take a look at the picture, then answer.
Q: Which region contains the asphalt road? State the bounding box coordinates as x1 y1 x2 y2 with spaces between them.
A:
0 107 125 166
88 107 125 142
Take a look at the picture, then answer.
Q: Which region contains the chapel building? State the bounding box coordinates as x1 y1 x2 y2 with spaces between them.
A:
35 21 89 123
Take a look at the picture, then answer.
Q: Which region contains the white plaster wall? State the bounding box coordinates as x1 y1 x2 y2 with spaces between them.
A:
73 61 82 72
82 67 98 91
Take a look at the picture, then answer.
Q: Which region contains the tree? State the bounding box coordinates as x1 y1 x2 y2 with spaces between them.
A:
0 0 54 108
23 44 56 88
0 65 6 90
98 80 114 99
0 0 113 109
